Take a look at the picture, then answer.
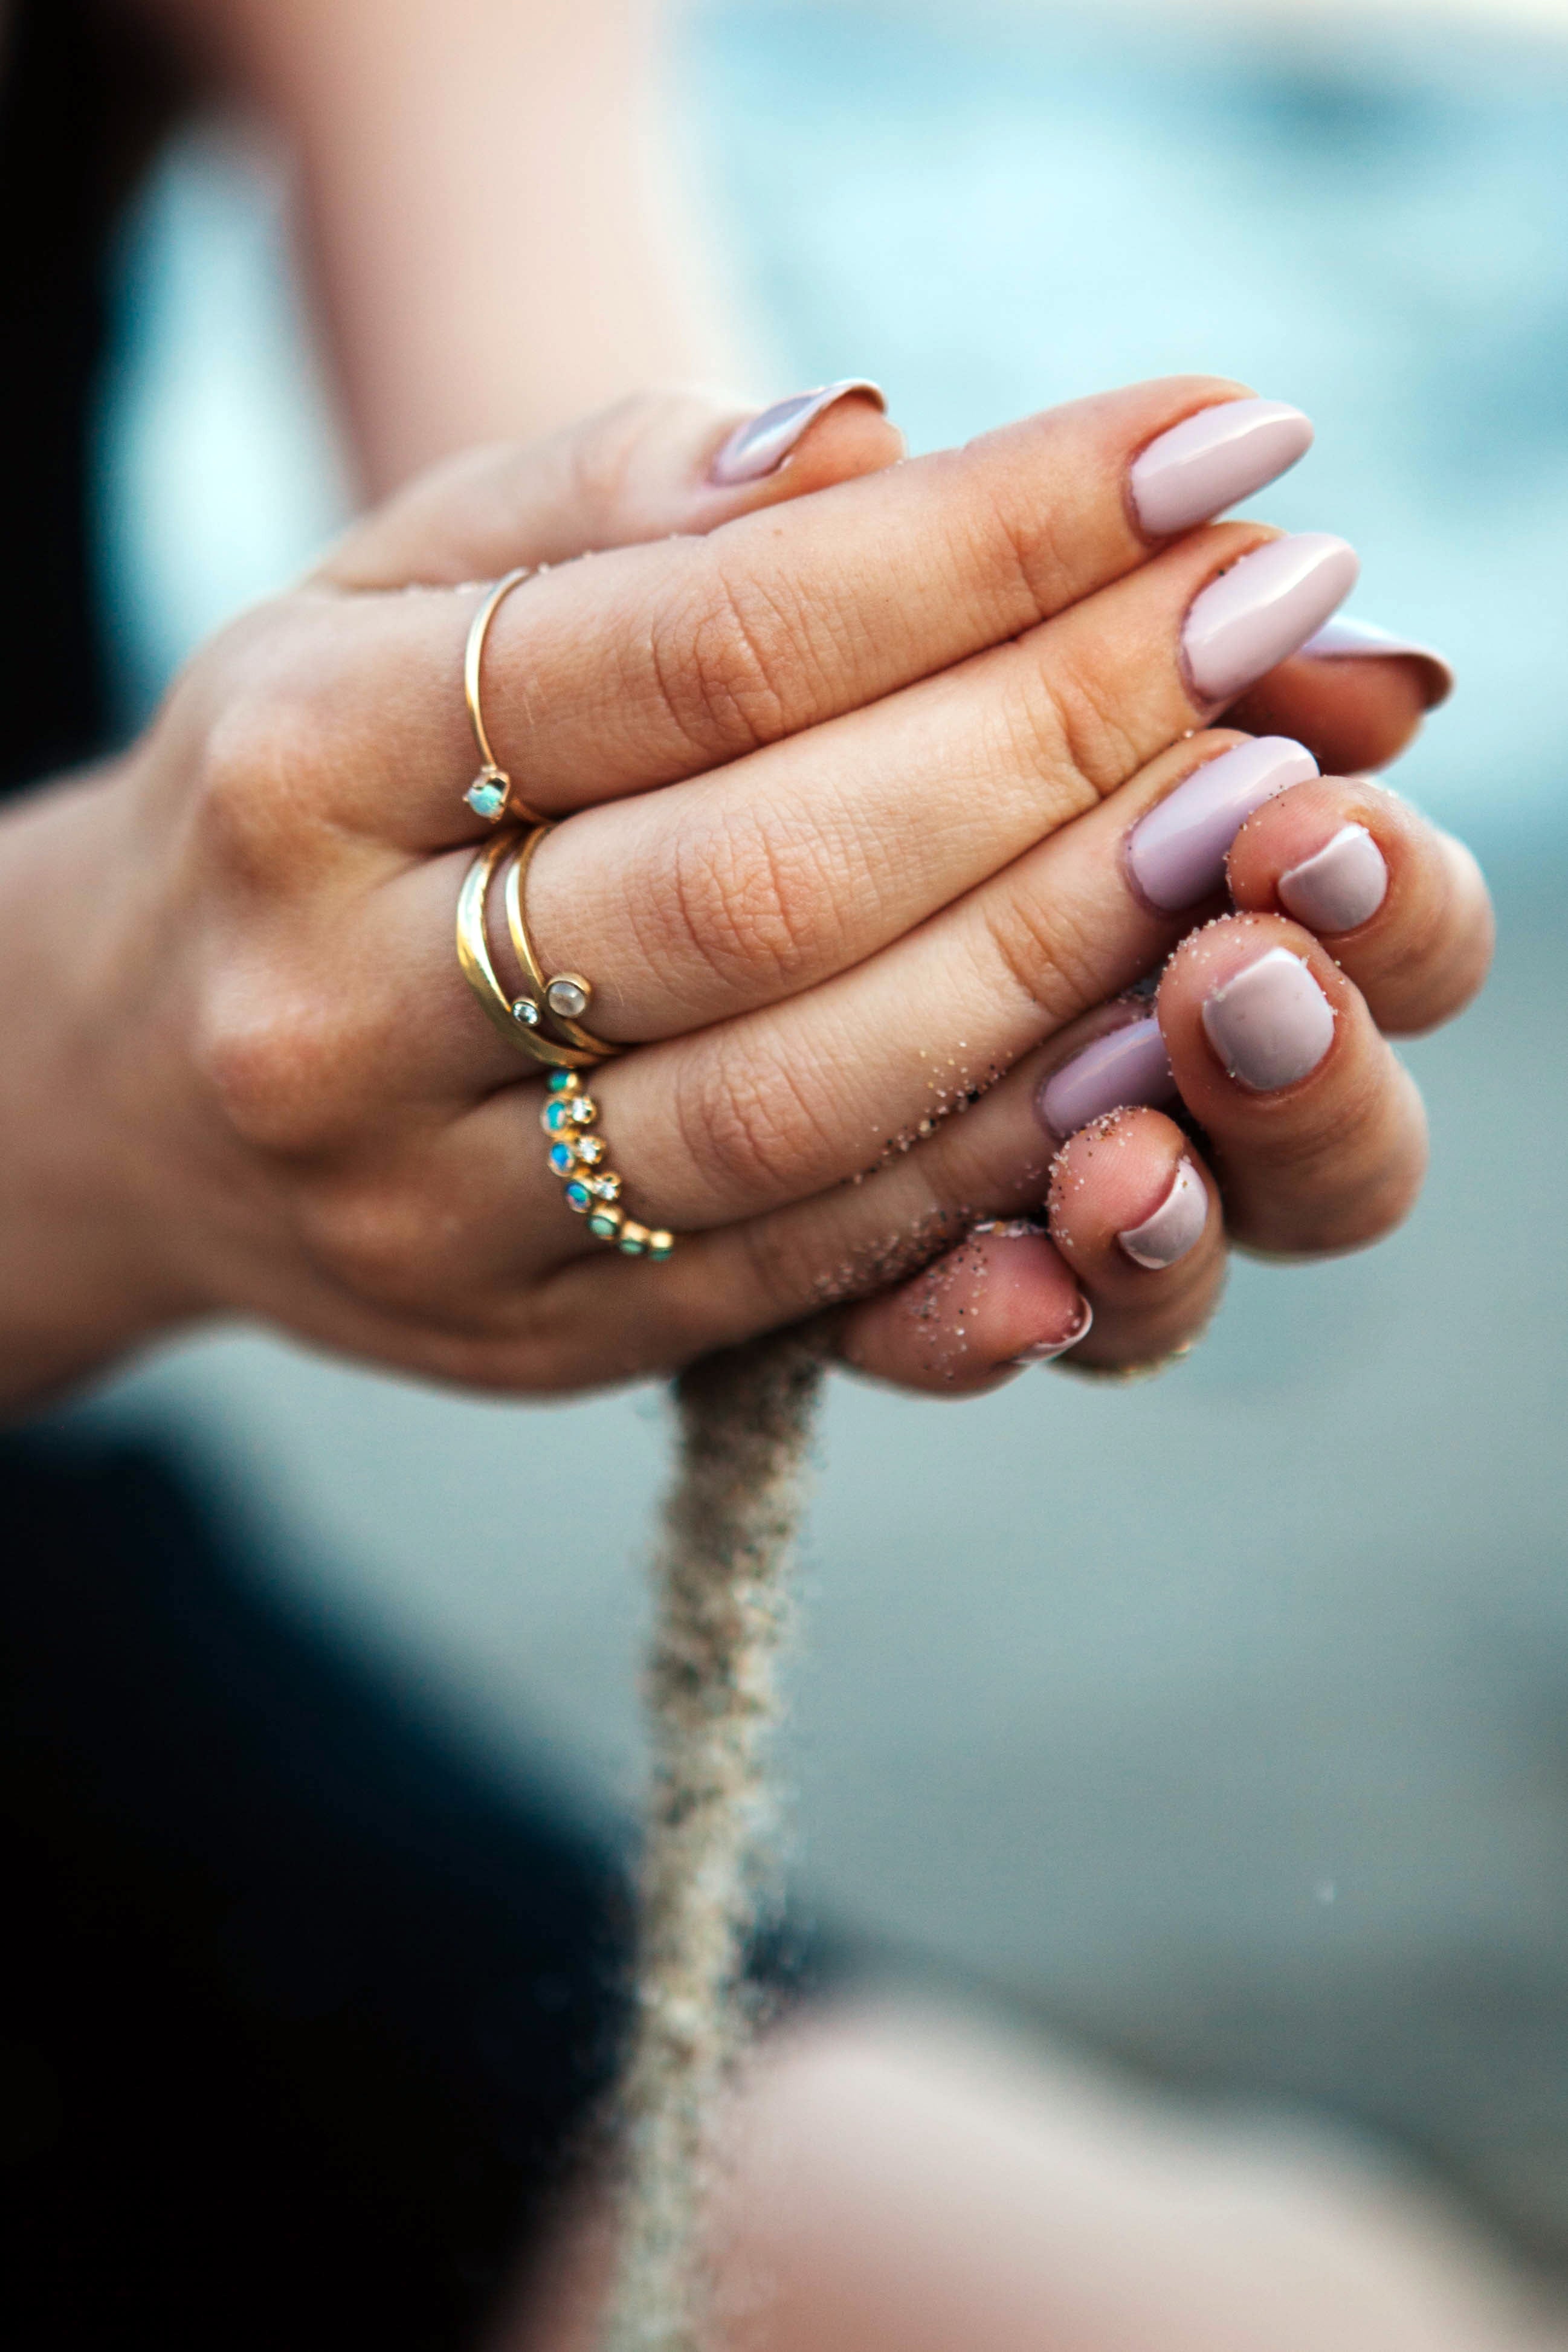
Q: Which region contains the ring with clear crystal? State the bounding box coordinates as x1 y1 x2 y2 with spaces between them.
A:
462 569 548 825
502 822 621 1061
455 830 604 1070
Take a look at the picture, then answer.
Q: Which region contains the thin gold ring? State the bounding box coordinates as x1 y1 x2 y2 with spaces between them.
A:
504 823 621 1061
456 832 600 1070
462 569 546 824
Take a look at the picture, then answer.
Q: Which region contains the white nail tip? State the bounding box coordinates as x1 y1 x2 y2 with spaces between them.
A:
1010 1299 1094 1365
1279 822 1389 934
1201 945 1336 1091
1117 1157 1208 1270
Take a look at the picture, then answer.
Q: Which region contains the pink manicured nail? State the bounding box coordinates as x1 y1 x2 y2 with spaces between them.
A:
1299 615 1454 709
1131 398 1314 537
1118 1157 1207 1270
1128 735 1318 911
708 379 886 485
1010 1295 1094 1365
1201 946 1335 1091
1182 534 1360 705
1038 1015 1177 1140
1279 822 1388 932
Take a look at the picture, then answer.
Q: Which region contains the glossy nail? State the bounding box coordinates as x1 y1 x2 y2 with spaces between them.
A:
708 379 886 486
1279 822 1388 933
1201 946 1335 1091
1299 615 1454 710
1038 1015 1177 1140
1118 1157 1207 1270
1131 398 1314 537
1128 735 1318 912
1183 533 1360 705
1010 1295 1094 1365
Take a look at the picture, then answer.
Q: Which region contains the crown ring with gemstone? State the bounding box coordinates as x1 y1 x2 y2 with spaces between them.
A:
461 569 547 824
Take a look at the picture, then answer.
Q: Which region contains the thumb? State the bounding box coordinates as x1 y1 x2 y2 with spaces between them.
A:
319 380 902 592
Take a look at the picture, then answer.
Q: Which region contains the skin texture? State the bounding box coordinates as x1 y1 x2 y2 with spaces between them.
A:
0 379 1491 1412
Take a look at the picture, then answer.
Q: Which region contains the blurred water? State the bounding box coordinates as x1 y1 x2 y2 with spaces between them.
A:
85 0 1568 2258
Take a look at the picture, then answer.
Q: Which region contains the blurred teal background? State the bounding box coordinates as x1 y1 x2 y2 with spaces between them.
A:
82 0 1568 2259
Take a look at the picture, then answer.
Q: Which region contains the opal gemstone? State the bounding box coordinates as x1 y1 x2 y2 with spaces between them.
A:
465 777 506 820
548 1142 576 1175
564 1181 592 1213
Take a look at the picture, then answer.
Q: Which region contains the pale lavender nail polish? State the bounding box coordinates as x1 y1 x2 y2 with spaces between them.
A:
1201 946 1335 1091
1010 1296 1094 1365
1118 1157 1207 1269
708 379 886 486
1182 533 1360 705
1279 823 1388 933
1299 615 1454 709
1038 1015 1177 1139
1128 735 1319 912
1131 398 1314 537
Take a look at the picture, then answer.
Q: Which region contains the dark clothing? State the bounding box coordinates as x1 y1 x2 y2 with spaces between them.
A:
2 1430 632 2348
0 7 640 2342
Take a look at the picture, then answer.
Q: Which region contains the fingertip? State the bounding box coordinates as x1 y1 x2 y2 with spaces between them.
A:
703 380 902 502
839 1220 1091 1394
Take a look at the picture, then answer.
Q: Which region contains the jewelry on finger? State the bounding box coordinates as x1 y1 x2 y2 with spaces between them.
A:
542 1070 675 1259
503 822 622 1061
456 832 600 1070
462 567 546 823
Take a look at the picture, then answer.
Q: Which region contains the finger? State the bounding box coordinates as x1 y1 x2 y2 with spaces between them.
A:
1223 635 1451 774
315 376 1343 842
381 522 1349 1096
836 1222 1091 1396
1157 913 1429 1256
320 380 903 587
1224 777 1494 1035
1044 1107 1226 1371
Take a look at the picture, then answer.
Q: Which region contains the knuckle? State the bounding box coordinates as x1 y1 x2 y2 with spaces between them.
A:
648 557 815 763
673 1032 836 1205
976 876 1106 1025
654 808 842 999
297 1178 451 1312
196 980 357 1159
1030 641 1146 798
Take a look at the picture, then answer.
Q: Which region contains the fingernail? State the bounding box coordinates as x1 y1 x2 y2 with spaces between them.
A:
708 379 887 486
1037 1015 1177 1140
1299 615 1454 710
1009 1295 1094 1365
1279 822 1389 933
1128 735 1319 912
1183 533 1360 705
1118 1157 1207 1270
1131 398 1314 537
1201 945 1335 1091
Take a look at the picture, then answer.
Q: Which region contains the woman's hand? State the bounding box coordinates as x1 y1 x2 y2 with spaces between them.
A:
0 375 1477 1409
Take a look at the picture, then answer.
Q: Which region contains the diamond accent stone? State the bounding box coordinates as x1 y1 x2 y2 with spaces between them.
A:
575 1135 606 1165
465 775 507 821
511 998 541 1028
567 1097 597 1127
546 975 590 1021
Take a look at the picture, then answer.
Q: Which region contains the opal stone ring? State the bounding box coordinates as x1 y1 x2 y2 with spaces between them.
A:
462 569 547 824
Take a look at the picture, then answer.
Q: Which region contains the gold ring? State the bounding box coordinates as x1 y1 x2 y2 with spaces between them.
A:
541 1070 675 1259
462 569 546 824
456 832 599 1070
504 823 621 1061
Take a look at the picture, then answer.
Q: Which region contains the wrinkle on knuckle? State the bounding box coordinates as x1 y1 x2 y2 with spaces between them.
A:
660 808 840 998
1038 647 1146 798
674 1035 834 1204
976 880 1105 1027
647 558 813 764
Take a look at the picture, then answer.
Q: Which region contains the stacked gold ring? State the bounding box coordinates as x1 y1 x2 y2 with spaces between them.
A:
454 827 674 1259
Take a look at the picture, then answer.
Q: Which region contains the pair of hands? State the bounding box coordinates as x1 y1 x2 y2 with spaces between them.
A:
2 375 1488 1409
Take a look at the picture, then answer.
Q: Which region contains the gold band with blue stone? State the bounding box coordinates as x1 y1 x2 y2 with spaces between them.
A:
462 569 547 824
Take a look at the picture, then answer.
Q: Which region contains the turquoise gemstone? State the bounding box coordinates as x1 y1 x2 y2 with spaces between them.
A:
464 777 506 820
587 1210 620 1238
548 1142 575 1176
544 1100 571 1132
618 1232 647 1256
547 1070 575 1093
564 1181 592 1213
